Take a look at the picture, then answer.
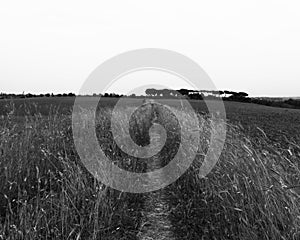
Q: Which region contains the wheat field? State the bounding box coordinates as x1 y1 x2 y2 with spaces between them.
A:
0 98 299 239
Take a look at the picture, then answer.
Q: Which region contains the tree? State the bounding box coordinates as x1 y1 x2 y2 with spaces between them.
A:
161 89 171 97
156 89 163 97
145 88 156 96
177 89 189 96
224 90 233 97
227 91 250 102
236 92 248 98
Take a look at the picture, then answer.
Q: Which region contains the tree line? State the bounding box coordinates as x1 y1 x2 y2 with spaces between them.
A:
0 89 248 100
144 88 300 109
1 89 300 110
0 92 76 99
145 88 250 101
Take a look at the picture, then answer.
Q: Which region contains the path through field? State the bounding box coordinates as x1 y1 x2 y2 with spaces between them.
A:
138 124 174 240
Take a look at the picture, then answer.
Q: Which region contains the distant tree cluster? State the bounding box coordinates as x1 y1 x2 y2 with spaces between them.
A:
0 92 76 99
144 88 250 101
103 93 123 98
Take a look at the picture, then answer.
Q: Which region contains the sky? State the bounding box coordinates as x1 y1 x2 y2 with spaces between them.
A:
1 0 300 97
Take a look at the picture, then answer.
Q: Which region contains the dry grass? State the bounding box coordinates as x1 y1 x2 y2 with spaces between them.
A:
167 121 300 239
0 100 299 239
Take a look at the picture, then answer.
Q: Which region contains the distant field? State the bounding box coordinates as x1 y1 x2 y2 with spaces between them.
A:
1 96 300 144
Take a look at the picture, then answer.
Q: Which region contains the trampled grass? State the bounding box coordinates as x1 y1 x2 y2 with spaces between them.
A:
0 99 299 239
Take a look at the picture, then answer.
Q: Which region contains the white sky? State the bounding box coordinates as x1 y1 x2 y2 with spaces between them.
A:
0 0 300 97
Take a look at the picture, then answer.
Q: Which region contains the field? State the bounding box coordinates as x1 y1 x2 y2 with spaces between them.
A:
0 97 300 239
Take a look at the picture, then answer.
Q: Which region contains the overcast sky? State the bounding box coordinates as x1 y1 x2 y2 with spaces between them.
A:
1 0 300 97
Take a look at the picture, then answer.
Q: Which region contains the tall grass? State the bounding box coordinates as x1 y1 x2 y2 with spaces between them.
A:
0 102 299 239
0 107 143 239
167 121 300 239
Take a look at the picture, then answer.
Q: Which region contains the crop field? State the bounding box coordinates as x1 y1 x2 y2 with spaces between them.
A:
0 97 300 239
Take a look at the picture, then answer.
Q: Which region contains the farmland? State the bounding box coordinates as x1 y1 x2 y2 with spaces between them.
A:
1 96 300 144
0 97 300 239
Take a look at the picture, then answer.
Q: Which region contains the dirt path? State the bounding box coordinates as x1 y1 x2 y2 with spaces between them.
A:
137 125 174 240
